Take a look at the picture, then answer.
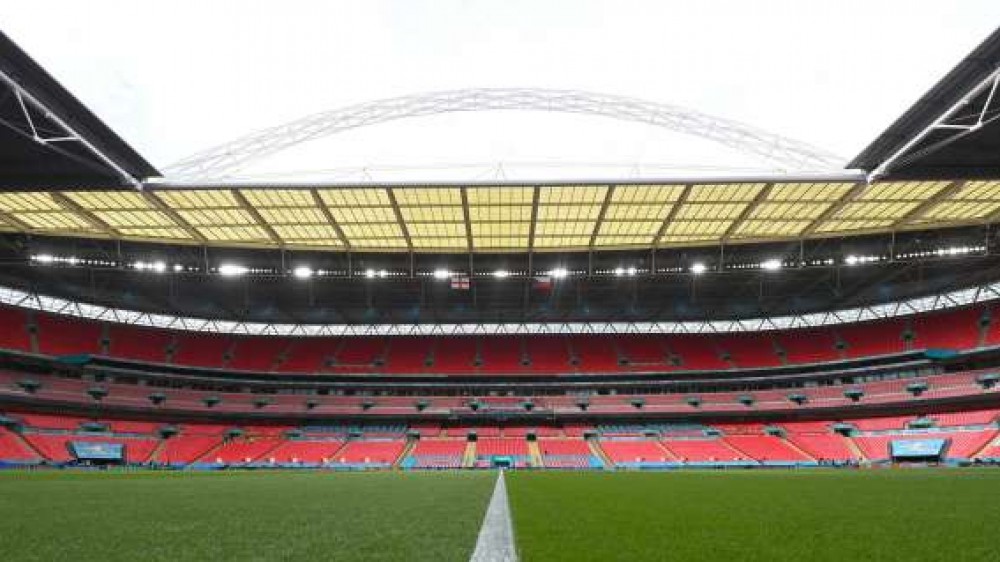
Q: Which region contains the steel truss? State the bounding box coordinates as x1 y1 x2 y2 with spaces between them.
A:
164 88 844 181
1 281 997 338
870 67 1000 180
0 67 140 188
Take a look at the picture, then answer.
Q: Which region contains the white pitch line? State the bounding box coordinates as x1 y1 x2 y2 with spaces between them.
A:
470 470 518 562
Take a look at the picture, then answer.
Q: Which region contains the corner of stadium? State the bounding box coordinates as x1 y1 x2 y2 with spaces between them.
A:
2 21 1000 562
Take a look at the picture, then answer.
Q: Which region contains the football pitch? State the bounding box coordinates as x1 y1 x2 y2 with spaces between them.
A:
1 469 999 561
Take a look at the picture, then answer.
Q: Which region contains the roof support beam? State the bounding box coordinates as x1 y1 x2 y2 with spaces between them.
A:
49 193 118 237
892 180 965 228
460 187 474 253
0 68 143 188
142 192 207 243
799 182 867 237
721 183 772 243
309 189 350 249
653 183 692 246
0 208 31 231
386 188 412 251
231 189 282 247
588 185 616 248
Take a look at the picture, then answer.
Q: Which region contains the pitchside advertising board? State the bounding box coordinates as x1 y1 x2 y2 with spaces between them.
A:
890 439 947 459
70 442 124 461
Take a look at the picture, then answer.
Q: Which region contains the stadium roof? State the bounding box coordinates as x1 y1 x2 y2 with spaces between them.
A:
851 26 1000 180
1 177 1000 252
0 31 158 189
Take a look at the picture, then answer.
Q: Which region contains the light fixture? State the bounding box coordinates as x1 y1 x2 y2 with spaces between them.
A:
845 255 859 266
218 264 249 277
626 267 637 276
32 254 55 264
151 261 167 273
613 267 625 276
690 262 707 275
550 268 569 279
365 268 376 278
173 264 184 272
493 270 510 279
293 266 314 279
432 269 451 280
760 259 782 271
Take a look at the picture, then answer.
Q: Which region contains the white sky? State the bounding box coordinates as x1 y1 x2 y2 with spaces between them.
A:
3 1 999 182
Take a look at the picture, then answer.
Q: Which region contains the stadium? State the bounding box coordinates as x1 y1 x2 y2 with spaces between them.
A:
2 8 1000 561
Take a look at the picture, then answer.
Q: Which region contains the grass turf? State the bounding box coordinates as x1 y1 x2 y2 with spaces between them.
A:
0 470 494 562
507 469 1000 562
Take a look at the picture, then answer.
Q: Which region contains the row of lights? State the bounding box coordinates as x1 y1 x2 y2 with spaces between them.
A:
29 245 990 279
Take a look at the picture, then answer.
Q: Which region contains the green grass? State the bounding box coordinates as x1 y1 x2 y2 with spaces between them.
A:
508 469 1000 562
0 470 494 562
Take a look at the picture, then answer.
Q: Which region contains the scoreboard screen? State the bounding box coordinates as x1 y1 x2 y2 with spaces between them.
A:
890 439 946 459
70 441 124 461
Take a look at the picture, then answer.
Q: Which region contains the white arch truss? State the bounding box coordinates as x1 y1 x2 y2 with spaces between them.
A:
164 88 844 181
1 281 996 338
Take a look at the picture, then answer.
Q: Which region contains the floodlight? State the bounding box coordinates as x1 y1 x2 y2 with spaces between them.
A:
293 266 314 279
218 264 249 277
432 269 451 280
550 268 569 279
760 259 782 271
493 270 510 279
690 262 707 274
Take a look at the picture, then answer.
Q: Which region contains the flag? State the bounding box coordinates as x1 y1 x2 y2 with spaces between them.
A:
450 276 470 290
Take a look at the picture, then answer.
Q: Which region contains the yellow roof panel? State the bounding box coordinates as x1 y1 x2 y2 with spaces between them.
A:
197 225 270 241
592 235 655 246
257 207 328 225
340 223 404 238
351 238 409 249
664 220 731 236
474 237 529 249
0 193 63 212
17 212 95 230
467 205 531 221
859 181 949 201
674 203 747 220
536 205 601 221
466 186 534 205
750 202 832 220
953 180 1000 200
732 220 811 237
535 221 595 236
833 201 919 220
177 208 258 226
768 182 855 201
118 227 193 239
92 210 178 228
598 220 662 236
472 222 531 237
157 190 238 208
407 222 466 237
410 237 467 249
329 206 398 224
660 234 722 244
400 206 465 222
64 191 152 210
393 187 461 206
815 220 894 233
272 224 343 242
686 183 765 202
318 188 389 207
538 185 607 205
610 184 685 203
919 201 1000 221
534 236 591 248
240 189 316 208
603 203 670 220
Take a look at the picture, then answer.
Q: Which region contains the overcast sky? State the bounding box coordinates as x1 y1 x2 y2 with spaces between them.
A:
3 2 998 181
